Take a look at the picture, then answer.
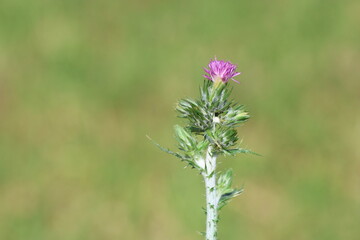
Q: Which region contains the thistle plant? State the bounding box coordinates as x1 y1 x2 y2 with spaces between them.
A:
150 58 257 240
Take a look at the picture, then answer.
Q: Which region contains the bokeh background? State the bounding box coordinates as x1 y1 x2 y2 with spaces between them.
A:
1 0 360 239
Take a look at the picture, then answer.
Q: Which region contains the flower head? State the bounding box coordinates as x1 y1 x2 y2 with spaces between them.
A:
203 58 241 83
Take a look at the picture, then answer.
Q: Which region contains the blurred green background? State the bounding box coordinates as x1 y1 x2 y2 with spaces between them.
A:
1 0 359 239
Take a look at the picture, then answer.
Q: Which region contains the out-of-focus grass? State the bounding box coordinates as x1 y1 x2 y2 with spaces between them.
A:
0 0 359 239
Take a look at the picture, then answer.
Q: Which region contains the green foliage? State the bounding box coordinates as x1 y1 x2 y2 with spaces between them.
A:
177 81 236 133
200 80 232 113
147 135 196 168
221 105 250 127
156 80 254 166
174 125 197 152
174 125 209 164
206 125 238 153
176 99 212 133
226 148 261 156
217 169 244 210
176 81 254 156
152 79 256 215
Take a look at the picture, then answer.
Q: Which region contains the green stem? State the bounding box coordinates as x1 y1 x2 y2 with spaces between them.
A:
203 147 218 240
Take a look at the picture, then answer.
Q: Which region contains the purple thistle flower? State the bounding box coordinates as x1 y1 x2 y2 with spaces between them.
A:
203 58 241 83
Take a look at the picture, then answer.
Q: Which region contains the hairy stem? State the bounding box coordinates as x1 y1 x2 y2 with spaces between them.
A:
203 147 218 240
